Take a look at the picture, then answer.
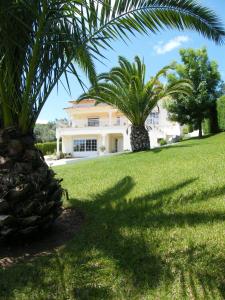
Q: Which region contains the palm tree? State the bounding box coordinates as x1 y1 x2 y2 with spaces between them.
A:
0 0 224 241
79 56 192 151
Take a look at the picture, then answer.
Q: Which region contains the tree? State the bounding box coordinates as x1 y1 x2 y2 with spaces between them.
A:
0 0 224 241
166 48 223 137
34 122 56 143
79 56 192 151
34 119 69 142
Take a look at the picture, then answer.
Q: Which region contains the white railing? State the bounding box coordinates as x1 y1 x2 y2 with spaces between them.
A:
71 119 128 128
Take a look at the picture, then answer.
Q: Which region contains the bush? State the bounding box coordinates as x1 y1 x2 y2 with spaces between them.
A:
187 124 193 133
217 95 225 131
99 145 106 152
36 141 57 155
182 126 189 135
203 118 211 135
159 138 167 146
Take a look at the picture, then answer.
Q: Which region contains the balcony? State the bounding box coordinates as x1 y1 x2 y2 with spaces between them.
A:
56 120 128 138
70 118 128 129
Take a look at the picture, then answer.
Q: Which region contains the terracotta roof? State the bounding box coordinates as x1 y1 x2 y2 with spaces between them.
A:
68 99 96 104
65 98 110 110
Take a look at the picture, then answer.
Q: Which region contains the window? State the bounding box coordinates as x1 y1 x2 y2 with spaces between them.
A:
74 139 97 152
86 139 97 151
88 118 99 127
148 112 159 125
74 140 85 152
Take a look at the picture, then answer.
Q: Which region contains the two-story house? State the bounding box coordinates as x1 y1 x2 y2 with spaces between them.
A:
56 99 182 157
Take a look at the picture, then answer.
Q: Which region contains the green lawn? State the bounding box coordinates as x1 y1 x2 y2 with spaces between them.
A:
1 134 225 299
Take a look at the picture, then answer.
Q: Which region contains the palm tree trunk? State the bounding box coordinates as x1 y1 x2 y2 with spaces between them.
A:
130 125 150 152
0 127 63 242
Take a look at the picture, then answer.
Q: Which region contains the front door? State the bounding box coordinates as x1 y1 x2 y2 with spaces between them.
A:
115 138 118 152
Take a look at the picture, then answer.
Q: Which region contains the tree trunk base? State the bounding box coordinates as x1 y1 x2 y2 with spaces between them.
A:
130 125 150 152
0 127 63 242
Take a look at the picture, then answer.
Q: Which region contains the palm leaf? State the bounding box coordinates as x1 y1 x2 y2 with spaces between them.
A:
79 56 193 126
0 0 224 132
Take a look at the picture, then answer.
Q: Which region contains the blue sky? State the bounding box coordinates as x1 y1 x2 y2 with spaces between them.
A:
38 0 225 123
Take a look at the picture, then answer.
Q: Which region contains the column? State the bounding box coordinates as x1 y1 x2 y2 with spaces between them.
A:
102 134 106 147
105 134 109 153
57 137 60 156
100 134 108 155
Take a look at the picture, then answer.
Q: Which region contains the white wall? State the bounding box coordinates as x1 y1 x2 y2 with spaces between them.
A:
61 132 132 157
62 136 73 153
146 100 182 147
62 135 100 157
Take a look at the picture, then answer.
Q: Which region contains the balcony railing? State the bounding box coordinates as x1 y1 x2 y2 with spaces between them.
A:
55 116 128 130
71 120 128 128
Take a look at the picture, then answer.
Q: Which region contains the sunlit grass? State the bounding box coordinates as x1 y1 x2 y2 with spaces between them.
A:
1 133 225 299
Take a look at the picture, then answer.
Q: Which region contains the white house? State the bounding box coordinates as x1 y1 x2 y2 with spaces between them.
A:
56 99 182 157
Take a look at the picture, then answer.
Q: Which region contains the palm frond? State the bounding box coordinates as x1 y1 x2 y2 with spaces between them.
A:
79 56 193 126
0 0 224 132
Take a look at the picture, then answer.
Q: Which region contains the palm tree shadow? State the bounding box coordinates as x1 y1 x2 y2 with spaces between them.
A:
152 143 198 154
66 176 225 296
165 243 225 299
66 177 195 290
1 176 225 298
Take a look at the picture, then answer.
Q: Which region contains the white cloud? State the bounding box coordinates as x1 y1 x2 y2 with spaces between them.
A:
153 35 190 55
36 119 48 124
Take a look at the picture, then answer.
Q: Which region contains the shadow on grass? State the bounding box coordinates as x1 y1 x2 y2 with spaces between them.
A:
164 242 225 299
151 144 195 154
151 134 216 154
1 176 225 299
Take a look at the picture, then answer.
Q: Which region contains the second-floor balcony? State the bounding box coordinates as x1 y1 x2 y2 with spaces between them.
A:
56 117 129 138
70 117 128 129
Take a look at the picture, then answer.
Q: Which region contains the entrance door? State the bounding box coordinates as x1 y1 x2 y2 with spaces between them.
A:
115 138 118 152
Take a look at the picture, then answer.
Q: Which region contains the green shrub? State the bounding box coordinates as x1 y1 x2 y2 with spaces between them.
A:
159 138 167 146
36 141 57 155
217 95 225 131
187 124 193 133
203 118 211 135
182 126 189 135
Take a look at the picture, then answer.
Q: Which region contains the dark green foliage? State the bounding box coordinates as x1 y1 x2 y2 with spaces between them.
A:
188 124 194 133
166 47 223 137
36 141 57 155
203 119 211 135
159 138 167 146
208 99 220 133
217 95 225 130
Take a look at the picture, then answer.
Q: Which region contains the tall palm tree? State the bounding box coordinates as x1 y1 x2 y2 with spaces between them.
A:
0 0 224 241
79 56 192 151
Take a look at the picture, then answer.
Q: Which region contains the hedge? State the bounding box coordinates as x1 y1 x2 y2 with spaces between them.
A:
217 95 225 131
36 141 57 155
203 119 211 135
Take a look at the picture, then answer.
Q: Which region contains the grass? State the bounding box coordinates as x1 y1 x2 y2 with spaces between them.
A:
1 133 225 299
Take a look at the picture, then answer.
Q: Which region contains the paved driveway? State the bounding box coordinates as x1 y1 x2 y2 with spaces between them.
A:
45 152 125 167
